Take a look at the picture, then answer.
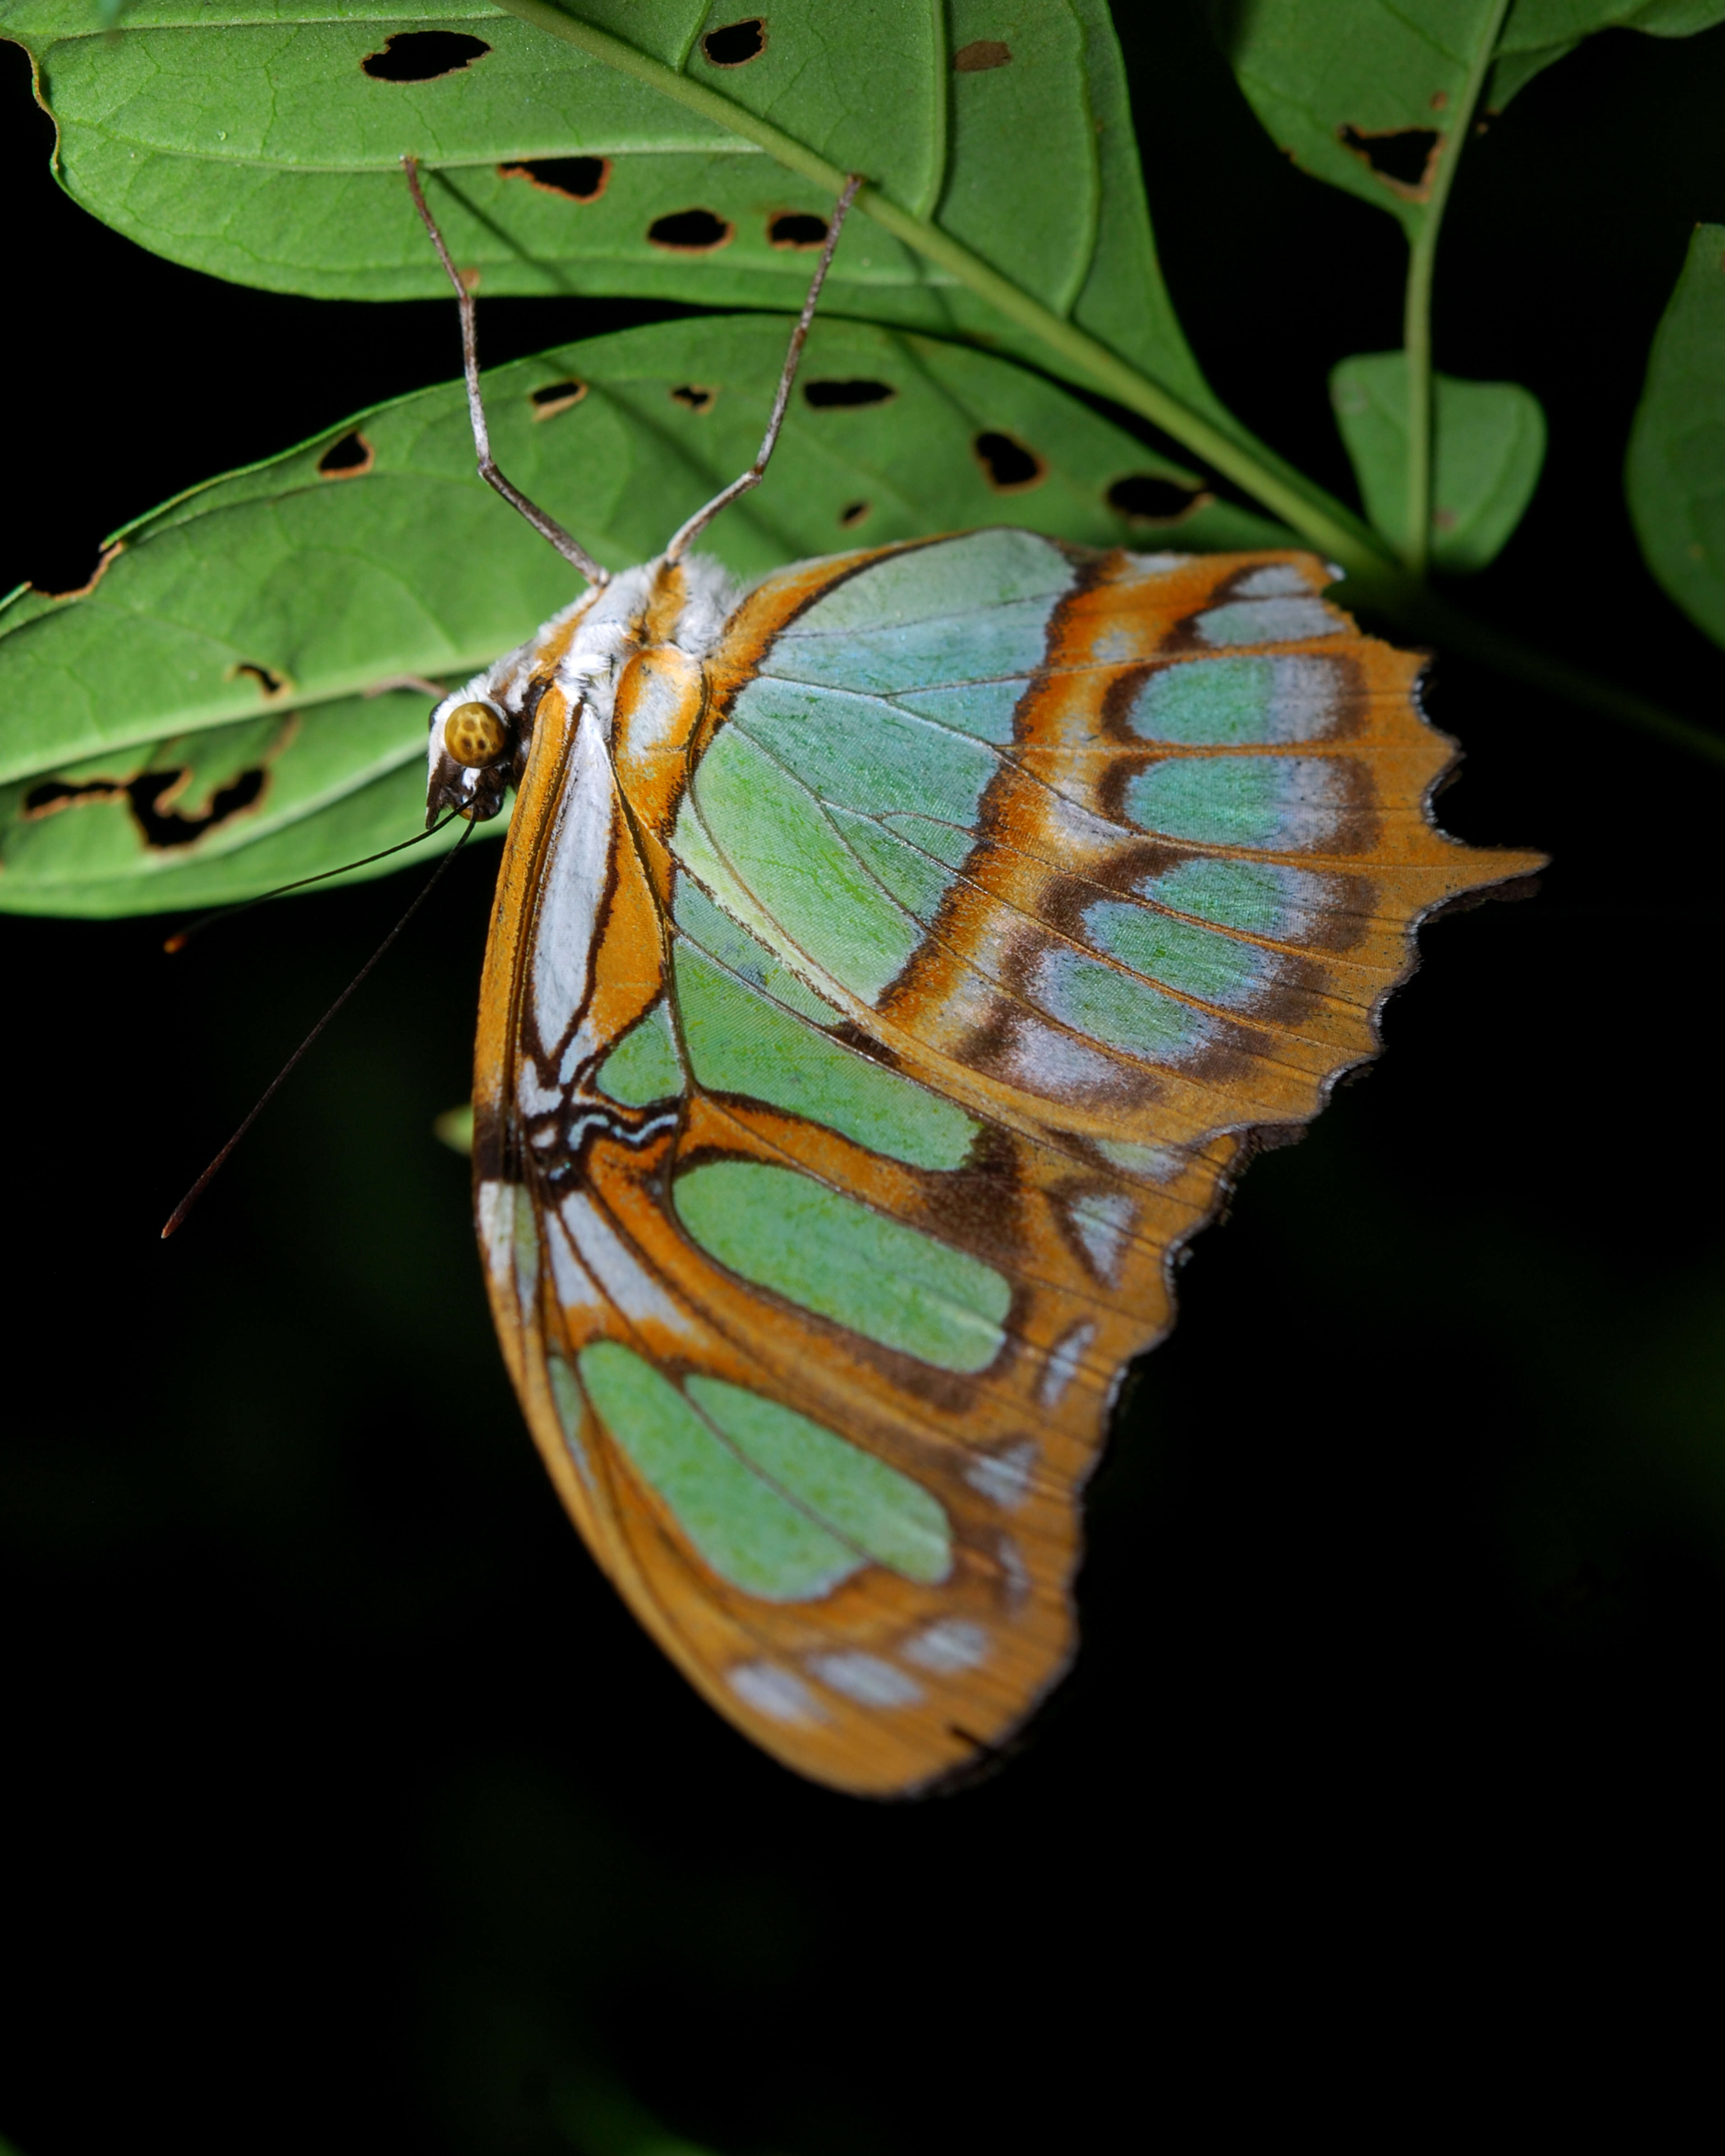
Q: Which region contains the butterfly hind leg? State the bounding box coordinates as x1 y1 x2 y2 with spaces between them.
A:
402 155 611 588
662 172 865 562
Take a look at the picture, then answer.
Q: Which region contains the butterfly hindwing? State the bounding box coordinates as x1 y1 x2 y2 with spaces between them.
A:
470 532 1538 1795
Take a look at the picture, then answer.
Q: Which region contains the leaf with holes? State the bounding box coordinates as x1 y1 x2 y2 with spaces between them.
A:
0 312 1279 917
0 0 1223 425
1626 223 1725 652
1217 0 1725 239
1489 0 1725 107
1330 352 1545 571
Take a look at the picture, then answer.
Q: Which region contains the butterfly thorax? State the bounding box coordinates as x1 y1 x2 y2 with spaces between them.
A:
424 553 739 840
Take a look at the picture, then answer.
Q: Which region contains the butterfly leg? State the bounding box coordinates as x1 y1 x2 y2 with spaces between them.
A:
663 173 865 562
402 157 610 588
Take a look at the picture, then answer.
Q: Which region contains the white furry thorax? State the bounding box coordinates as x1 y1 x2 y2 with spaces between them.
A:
425 552 740 815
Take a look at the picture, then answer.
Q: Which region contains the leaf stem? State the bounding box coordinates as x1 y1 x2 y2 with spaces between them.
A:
1402 0 1513 577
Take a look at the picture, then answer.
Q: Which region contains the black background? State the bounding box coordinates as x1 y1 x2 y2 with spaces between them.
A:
4 9 1725 2150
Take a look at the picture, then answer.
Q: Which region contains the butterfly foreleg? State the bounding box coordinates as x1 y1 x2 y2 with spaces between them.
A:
662 172 865 563
401 155 610 589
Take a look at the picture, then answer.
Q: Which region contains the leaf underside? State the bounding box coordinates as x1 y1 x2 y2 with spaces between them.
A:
1219 0 1725 239
1330 351 1546 573
0 313 1288 917
2 0 1226 419
1627 222 1725 653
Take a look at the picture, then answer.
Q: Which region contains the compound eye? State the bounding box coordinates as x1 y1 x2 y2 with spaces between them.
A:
443 700 508 768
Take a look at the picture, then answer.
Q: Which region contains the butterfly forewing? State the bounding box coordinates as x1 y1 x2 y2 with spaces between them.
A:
470 532 1538 1796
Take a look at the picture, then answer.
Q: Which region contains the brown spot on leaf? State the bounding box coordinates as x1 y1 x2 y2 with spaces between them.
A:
1107 475 1208 525
768 211 831 250
803 377 895 409
702 18 767 66
498 156 610 203
1338 123 1441 199
229 661 292 701
22 776 126 820
838 500 871 529
130 766 269 848
670 385 717 413
362 31 490 82
973 430 1045 492
647 209 733 252
954 40 1012 71
317 431 374 479
531 379 587 421
36 540 124 603
24 765 270 848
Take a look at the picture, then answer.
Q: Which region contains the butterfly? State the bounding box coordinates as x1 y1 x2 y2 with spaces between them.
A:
407 164 1540 1797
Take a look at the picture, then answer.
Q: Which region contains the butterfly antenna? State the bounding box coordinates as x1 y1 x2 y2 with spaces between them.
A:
161 821 475 1239
163 810 464 954
401 156 610 589
664 171 864 562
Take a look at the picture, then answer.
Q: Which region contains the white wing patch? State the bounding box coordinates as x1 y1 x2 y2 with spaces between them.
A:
1038 1323 1096 1410
963 1439 1040 1510
1066 1192 1137 1283
901 1619 990 1675
558 1190 688 1332
547 1212 603 1312
808 1652 925 1709
531 708 615 1053
728 1662 827 1724
477 1179 516 1291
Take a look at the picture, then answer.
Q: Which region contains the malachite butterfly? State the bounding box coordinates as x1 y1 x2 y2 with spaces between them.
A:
412 170 1539 1798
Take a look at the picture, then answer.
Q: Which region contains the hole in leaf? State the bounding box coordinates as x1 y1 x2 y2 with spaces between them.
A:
1337 123 1440 196
702 18 767 66
23 768 268 848
953 39 1013 71
129 767 268 848
531 379 587 421
1107 475 1206 523
498 156 610 202
647 209 733 252
838 500 871 528
33 540 123 602
23 777 124 819
317 431 374 479
768 211 830 250
803 378 896 409
231 661 290 699
670 385 717 412
973 431 1045 492
361 32 491 83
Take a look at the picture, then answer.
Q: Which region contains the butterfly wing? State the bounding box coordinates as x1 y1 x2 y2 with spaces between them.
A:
473 532 1540 1796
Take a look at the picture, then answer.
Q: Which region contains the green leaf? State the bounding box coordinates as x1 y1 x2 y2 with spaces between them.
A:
1217 0 1725 238
2 0 1222 420
1626 223 1725 652
1218 0 1511 243
1490 0 1725 107
0 312 1279 918
1330 351 1545 571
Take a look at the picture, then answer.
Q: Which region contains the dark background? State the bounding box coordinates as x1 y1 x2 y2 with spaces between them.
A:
4 10 1724 2149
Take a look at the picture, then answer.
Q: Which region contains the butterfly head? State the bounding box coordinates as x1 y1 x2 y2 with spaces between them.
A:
426 686 528 827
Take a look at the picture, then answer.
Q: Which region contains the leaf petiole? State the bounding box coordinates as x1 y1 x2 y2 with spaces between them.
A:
1400 0 1514 579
